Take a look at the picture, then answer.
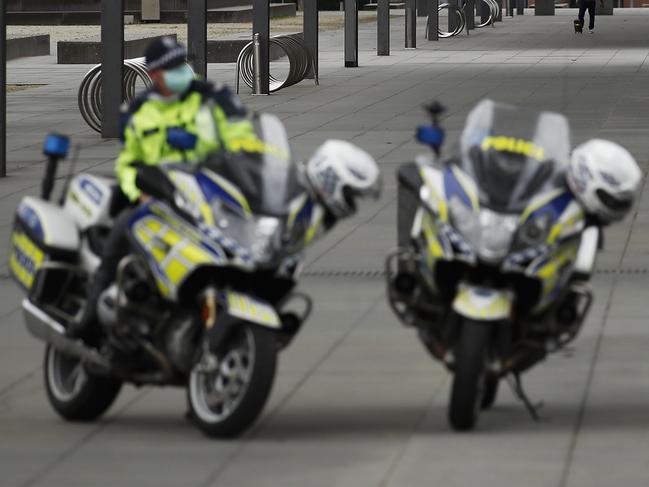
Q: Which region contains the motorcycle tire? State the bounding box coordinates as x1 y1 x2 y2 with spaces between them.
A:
448 319 490 431
187 324 277 438
44 345 122 422
481 374 499 410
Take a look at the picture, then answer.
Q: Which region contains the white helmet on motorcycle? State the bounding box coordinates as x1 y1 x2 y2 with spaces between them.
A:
567 139 642 224
306 140 381 219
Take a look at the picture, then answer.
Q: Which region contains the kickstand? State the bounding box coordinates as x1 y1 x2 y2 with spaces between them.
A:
507 373 544 422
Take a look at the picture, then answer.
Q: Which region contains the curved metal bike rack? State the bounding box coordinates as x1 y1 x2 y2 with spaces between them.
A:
78 58 153 133
426 3 468 38
235 34 318 94
475 0 499 28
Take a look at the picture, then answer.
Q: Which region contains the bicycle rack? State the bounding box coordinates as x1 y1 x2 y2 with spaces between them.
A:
235 34 318 94
78 58 153 134
425 0 499 39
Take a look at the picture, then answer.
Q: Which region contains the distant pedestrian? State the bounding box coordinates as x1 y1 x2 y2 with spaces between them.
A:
578 0 604 34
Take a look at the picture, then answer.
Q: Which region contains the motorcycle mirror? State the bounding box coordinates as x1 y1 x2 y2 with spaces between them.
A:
135 165 176 202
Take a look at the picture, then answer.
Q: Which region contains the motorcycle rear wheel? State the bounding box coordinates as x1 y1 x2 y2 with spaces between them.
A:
187 324 277 438
448 319 490 431
44 345 122 421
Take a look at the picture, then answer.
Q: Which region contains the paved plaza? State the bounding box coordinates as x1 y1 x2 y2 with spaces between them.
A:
2 9 649 487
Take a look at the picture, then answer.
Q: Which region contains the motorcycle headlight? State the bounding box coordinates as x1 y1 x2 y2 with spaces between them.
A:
448 196 480 247
516 213 552 249
250 217 281 263
477 209 519 263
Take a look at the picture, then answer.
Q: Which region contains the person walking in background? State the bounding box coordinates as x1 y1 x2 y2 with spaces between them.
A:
578 0 604 33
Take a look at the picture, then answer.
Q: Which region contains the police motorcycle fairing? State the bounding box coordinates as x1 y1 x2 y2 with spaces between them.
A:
10 115 368 438
388 100 604 431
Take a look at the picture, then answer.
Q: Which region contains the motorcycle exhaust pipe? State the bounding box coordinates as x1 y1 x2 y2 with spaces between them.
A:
22 299 111 369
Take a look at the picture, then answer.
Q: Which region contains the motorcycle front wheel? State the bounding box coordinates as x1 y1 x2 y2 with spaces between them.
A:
44 345 122 421
448 319 490 431
187 324 277 438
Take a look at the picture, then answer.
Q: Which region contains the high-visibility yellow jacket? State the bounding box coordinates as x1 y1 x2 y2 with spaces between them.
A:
117 80 256 201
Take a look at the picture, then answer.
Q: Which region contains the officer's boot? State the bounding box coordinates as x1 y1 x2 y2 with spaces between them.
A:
66 269 110 340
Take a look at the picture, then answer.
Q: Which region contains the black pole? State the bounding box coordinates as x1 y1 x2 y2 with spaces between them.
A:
377 0 390 55
417 0 429 16
0 0 6 176
252 0 270 93
344 0 358 67
465 0 475 29
405 0 416 48
304 0 319 77
517 0 524 14
449 0 459 31
188 0 207 78
101 0 124 139
427 0 439 40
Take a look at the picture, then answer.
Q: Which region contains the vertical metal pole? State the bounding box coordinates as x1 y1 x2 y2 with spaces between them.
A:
304 0 319 78
188 0 207 78
405 0 416 49
427 0 439 40
377 0 390 55
465 0 475 29
449 0 459 31
252 0 270 93
417 0 429 16
344 0 358 67
101 0 124 139
0 0 6 177
481 0 491 22
507 0 514 16
517 0 524 14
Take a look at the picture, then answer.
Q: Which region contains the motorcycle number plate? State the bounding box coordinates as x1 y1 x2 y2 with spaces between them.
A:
225 291 281 329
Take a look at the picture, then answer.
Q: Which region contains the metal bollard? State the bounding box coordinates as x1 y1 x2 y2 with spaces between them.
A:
253 33 263 95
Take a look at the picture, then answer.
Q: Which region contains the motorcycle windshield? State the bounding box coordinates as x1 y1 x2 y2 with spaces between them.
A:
458 99 570 213
203 113 304 217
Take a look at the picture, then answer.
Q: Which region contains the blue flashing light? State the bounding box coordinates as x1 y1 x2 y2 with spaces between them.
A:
416 126 445 148
43 134 70 158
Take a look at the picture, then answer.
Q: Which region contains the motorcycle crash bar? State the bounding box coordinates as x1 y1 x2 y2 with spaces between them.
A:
21 299 111 369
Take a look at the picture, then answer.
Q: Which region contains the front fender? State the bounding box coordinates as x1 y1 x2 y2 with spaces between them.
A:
452 283 513 321
222 291 281 329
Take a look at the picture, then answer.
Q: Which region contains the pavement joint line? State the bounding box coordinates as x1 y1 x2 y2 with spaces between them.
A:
20 388 152 487
558 157 649 487
0 367 40 400
304 195 396 271
378 376 449 487
198 290 387 487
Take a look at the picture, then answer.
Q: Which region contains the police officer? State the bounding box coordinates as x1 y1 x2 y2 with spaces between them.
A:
67 37 256 338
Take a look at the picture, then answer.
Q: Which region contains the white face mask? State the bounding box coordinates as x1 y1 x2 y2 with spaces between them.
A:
163 64 194 95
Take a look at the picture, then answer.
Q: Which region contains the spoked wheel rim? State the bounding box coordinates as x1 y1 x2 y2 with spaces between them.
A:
189 327 255 424
47 349 89 402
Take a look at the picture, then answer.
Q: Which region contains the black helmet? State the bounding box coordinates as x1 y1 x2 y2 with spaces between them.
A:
144 37 187 71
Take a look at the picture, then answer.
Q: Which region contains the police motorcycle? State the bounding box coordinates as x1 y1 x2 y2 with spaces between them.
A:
9 113 380 438
387 100 641 431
